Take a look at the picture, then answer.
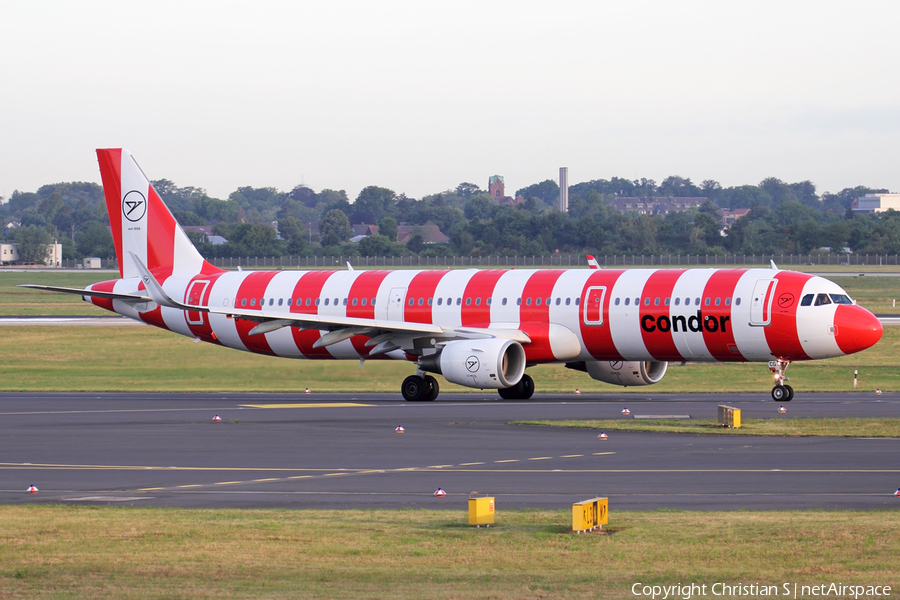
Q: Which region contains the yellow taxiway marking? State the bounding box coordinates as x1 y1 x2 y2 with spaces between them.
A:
459 462 484 466
429 465 453 468
176 484 202 489
494 459 519 463
324 473 348 477
561 454 584 458
240 403 372 409
528 457 552 461
215 481 242 485
593 452 616 456
288 476 312 480
253 478 280 482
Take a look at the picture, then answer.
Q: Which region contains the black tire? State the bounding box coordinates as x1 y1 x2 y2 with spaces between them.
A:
771 385 787 401
520 374 535 400
423 375 440 402
783 384 794 402
498 384 520 400
402 375 427 402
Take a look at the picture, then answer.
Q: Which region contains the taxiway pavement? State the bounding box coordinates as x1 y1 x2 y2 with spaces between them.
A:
1 392 898 511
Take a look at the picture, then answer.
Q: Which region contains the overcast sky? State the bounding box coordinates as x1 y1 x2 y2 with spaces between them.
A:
2 1 898 202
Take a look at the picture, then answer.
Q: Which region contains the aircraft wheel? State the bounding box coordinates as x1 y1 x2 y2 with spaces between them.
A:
402 375 428 402
771 385 787 401
498 384 520 400
423 375 440 402
520 374 535 400
783 384 794 402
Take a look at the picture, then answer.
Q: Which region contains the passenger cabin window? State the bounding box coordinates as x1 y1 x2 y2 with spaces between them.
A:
674 298 680 306
801 294 814 307
278 298 283 306
624 298 630 306
736 298 741 306
575 298 580 306
814 293 832 306
437 298 443 306
324 298 330 306
502 298 507 306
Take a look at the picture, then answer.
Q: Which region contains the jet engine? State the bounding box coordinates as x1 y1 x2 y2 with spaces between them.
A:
418 338 526 389
567 360 668 386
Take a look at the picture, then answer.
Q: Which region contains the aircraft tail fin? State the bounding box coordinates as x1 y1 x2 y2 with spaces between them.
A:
96 148 220 280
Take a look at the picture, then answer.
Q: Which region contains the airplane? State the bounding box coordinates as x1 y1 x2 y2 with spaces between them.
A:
23 149 884 402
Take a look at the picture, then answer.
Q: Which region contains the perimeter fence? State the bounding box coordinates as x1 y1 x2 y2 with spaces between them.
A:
47 253 900 270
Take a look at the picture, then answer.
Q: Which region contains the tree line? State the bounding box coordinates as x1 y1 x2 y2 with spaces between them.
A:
0 172 893 263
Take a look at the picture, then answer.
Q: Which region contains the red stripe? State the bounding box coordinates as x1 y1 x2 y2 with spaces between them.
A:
132 280 170 330
233 271 280 356
346 270 390 357
700 269 745 362
461 270 507 327
519 270 565 362
404 270 450 324
639 270 685 361
146 185 176 279
88 280 117 312
184 271 226 345
764 271 813 361
96 149 124 278
579 270 625 361
290 271 336 359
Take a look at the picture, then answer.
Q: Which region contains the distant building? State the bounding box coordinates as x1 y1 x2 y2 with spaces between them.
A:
0 241 62 266
721 208 751 228
852 193 900 214
182 225 227 245
350 223 449 245
608 196 708 216
488 175 525 206
83 257 102 269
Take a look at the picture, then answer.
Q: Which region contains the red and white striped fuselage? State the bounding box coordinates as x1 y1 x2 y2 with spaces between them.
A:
86 266 880 365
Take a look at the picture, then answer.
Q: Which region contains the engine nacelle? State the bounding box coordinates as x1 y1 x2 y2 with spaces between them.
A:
418 338 526 389
567 360 668 387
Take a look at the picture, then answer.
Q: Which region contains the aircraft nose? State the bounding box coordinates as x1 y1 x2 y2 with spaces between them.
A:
834 305 883 354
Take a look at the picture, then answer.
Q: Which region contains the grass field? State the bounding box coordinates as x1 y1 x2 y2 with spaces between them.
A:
0 507 897 599
513 418 900 437
3 269 899 315
0 269 897 393
0 324 895 393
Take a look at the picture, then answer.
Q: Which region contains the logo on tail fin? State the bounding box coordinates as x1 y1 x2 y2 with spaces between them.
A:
123 190 147 222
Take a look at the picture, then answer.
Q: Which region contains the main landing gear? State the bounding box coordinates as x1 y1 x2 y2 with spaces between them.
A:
768 360 794 402
401 373 439 402
498 374 535 400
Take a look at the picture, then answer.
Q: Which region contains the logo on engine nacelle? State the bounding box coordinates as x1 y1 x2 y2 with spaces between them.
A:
609 361 624 370
465 356 480 372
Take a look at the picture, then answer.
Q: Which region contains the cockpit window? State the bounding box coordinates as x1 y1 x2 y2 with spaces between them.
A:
829 294 853 305
814 293 832 306
801 294 814 307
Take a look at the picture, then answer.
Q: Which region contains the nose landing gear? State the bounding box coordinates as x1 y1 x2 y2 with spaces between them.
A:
768 360 794 401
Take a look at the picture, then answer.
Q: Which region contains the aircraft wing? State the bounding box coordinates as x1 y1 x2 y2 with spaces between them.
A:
129 252 530 353
18 284 152 303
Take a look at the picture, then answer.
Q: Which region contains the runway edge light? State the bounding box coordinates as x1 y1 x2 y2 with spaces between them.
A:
894 488 900 497
27 485 38 494
213 415 222 422
621 407 630 416
395 425 405 433
598 432 608 440
778 406 787 414
572 497 608 533
433 488 446 497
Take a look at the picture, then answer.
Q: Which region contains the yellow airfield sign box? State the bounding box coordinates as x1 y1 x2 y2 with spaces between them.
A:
572 497 608 532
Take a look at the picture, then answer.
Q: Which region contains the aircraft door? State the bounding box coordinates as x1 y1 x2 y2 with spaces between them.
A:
185 280 209 326
583 286 606 325
749 279 777 326
387 287 407 321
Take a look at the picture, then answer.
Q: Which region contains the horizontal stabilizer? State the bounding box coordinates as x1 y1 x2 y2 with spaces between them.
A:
18 284 152 303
